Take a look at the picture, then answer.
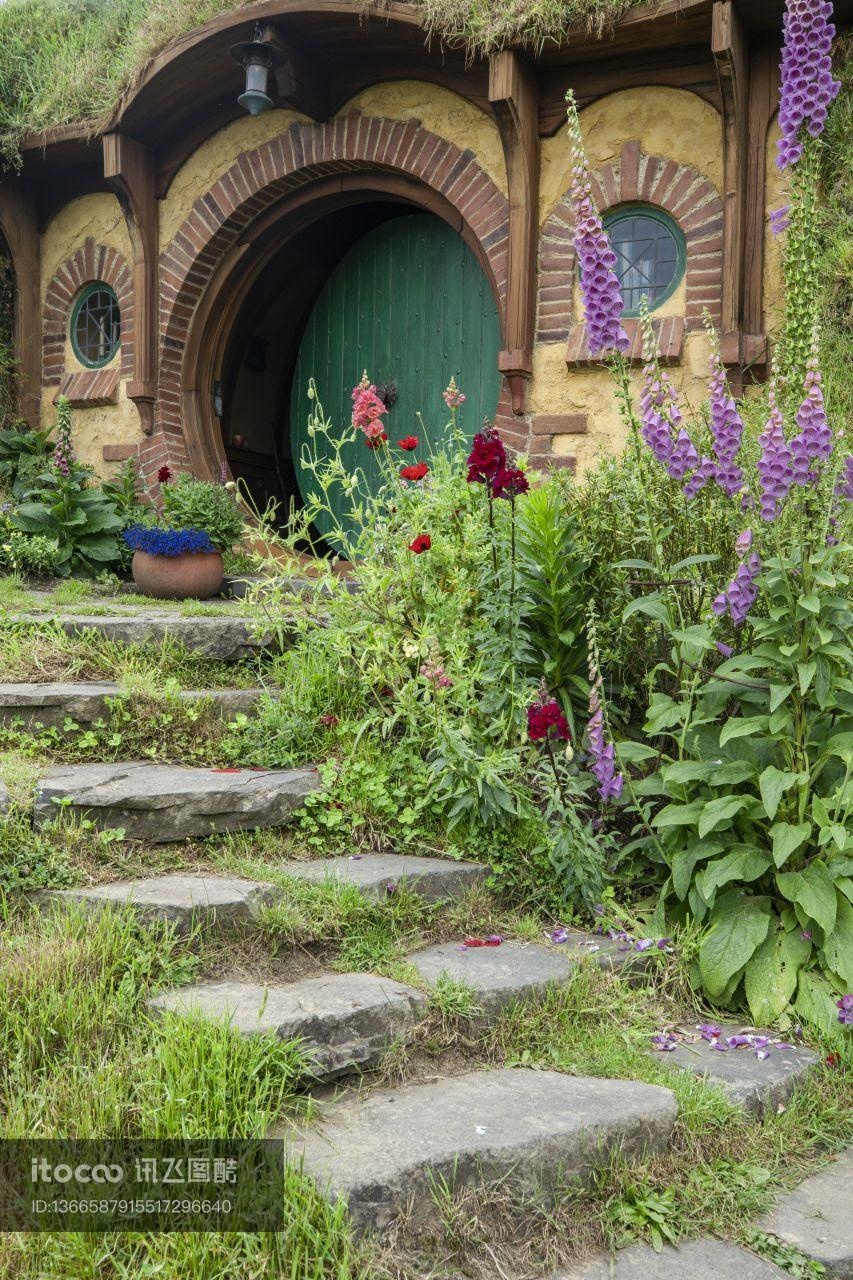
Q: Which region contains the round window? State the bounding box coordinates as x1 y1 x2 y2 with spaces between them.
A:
70 283 121 368
603 207 685 316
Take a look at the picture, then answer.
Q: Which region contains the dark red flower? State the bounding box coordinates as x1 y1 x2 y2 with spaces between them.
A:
466 426 506 487
400 462 429 482
319 714 339 728
409 534 432 554
157 465 172 484
492 466 530 500
398 435 419 451
365 432 388 450
527 699 570 743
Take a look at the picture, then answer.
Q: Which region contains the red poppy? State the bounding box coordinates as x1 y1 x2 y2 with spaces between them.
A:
365 432 388 450
527 699 570 742
400 462 429 482
409 534 432 554
157 465 172 484
398 435 419 451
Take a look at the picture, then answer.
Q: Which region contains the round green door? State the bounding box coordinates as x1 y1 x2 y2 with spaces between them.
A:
290 213 501 541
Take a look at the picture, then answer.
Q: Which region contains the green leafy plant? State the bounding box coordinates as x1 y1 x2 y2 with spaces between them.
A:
0 421 55 497
159 472 244 551
12 397 123 577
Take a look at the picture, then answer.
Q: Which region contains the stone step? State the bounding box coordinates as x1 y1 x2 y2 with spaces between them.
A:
291 1068 679 1233
20 611 276 660
33 762 319 841
151 974 426 1078
553 1239 788 1279
759 1146 853 1278
653 1022 819 1114
405 939 576 1017
0 682 262 729
36 873 281 934
280 853 488 902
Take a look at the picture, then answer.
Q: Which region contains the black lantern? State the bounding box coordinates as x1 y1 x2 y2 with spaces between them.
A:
229 24 287 116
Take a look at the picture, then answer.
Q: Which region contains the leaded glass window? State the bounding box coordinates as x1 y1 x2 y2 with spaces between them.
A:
70 284 121 368
603 208 685 315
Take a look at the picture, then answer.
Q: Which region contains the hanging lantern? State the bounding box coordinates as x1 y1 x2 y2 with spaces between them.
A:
229 24 287 116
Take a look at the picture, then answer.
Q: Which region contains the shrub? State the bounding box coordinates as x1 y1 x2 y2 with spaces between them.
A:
159 473 244 551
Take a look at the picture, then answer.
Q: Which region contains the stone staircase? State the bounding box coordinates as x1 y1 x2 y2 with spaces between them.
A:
6 668 844 1267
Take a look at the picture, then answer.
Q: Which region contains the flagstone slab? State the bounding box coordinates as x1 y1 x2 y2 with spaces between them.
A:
33 762 319 841
279 853 488 902
759 1147 853 1277
37 874 281 934
0 682 262 729
292 1068 679 1232
656 1023 820 1114
404 939 577 1017
21 612 276 660
151 974 426 1078
553 1239 788 1279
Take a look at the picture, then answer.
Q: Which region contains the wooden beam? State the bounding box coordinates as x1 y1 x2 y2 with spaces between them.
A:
0 181 42 427
712 0 756 378
743 38 778 348
103 132 159 435
489 50 540 415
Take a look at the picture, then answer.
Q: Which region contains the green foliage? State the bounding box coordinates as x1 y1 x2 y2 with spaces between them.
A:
0 420 54 497
11 398 123 576
160 472 244 550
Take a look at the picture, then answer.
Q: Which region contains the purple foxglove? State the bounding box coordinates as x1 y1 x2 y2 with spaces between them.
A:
777 0 840 170
790 348 833 485
770 206 791 237
684 456 716 500
706 342 745 497
735 528 753 558
836 455 853 502
566 92 629 357
713 552 762 628
587 680 624 801
758 389 793 521
668 429 700 482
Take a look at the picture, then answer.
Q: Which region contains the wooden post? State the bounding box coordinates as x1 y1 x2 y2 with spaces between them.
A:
0 181 41 428
103 132 159 435
712 0 751 383
489 50 540 415
743 39 777 361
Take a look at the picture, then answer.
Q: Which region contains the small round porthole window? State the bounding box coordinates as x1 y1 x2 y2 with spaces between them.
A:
70 283 121 368
603 207 685 316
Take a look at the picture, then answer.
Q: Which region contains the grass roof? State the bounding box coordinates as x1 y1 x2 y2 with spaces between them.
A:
0 0 645 157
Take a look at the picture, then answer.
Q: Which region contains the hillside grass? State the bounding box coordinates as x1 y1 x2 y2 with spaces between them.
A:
0 0 644 158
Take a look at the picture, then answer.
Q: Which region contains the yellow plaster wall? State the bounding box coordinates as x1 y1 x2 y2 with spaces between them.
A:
39 193 138 473
764 115 787 339
338 82 507 196
159 108 311 247
533 88 723 473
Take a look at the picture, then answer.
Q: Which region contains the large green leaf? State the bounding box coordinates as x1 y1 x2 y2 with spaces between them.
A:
720 716 769 747
776 861 837 937
698 795 749 838
770 822 813 868
699 890 772 1000
758 766 799 822
700 847 771 900
821 893 853 987
744 927 811 1024
652 801 705 830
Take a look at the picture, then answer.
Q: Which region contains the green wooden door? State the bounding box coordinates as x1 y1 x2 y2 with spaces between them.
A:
290 213 501 541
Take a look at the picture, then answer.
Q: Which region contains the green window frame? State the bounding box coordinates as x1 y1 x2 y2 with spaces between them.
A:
70 282 121 369
602 205 686 317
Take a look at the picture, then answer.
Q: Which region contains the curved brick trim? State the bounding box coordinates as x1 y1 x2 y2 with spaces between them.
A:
156 113 510 453
536 140 724 346
43 236 133 387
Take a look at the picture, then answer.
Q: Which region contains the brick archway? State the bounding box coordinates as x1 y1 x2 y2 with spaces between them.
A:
155 113 510 474
43 236 133 386
536 141 724 350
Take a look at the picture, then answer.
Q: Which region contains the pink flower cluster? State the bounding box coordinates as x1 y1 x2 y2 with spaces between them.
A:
351 373 387 441
587 680 623 801
421 660 452 689
757 389 794 522
443 378 467 411
777 0 840 170
566 92 628 358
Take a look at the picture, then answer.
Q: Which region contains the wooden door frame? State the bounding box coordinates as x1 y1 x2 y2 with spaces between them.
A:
181 172 506 483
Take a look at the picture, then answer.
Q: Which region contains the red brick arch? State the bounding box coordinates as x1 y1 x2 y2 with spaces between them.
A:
43 236 133 386
156 113 511 459
536 140 724 353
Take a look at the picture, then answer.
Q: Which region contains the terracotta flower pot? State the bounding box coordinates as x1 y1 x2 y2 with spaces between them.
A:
131 549 224 600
